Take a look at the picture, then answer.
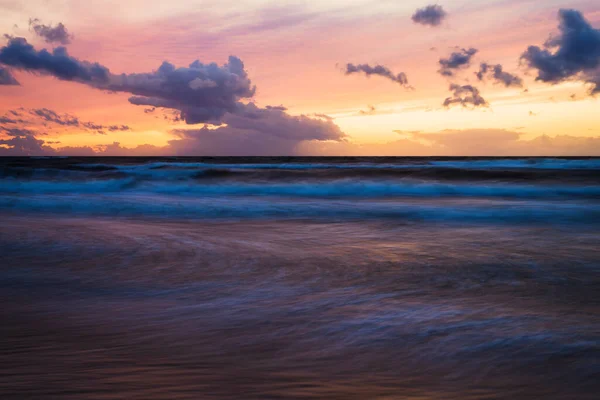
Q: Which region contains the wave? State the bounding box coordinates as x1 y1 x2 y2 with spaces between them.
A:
3 165 600 185
1 194 599 223
2 157 599 223
1 177 600 199
75 158 600 171
430 158 600 170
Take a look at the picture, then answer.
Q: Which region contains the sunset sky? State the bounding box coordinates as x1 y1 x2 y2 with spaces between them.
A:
1 0 599 155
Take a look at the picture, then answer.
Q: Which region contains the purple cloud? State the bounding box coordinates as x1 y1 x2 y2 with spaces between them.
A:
0 37 257 124
345 63 412 89
438 47 478 77
0 37 109 83
476 63 523 88
114 56 256 123
520 9 600 95
29 18 73 45
443 84 488 108
169 103 346 155
30 108 79 126
412 5 447 27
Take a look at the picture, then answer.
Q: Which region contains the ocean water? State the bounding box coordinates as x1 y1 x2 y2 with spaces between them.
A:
0 156 599 399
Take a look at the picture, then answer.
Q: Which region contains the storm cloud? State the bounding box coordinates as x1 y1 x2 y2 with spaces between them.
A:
438 48 478 77
476 63 523 88
345 63 412 88
443 84 488 108
412 5 447 27
520 9 600 94
29 18 73 45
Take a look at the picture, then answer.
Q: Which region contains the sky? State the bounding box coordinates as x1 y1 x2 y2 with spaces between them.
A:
0 0 599 156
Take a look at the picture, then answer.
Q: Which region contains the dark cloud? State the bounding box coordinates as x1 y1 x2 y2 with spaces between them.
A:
438 48 478 77
520 9 600 94
0 126 39 137
345 63 412 88
0 135 49 155
476 63 523 87
109 56 256 123
30 108 79 126
82 121 105 133
108 125 130 132
29 18 73 45
0 66 19 85
412 5 447 27
5 107 130 134
443 84 488 108
0 37 109 83
0 116 17 123
0 34 348 151
265 105 287 111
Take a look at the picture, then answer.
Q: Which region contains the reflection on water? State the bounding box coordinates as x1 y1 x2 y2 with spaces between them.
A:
0 157 599 399
1 217 599 399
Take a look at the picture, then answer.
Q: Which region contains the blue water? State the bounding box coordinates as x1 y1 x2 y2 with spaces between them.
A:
0 157 599 399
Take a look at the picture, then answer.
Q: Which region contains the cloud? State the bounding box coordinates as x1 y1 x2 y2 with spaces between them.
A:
0 116 18 124
0 37 255 123
28 108 130 133
0 107 130 135
0 37 109 84
0 66 19 85
108 56 256 123
520 9 600 94
189 78 218 90
29 18 73 45
345 63 412 89
412 5 447 27
476 63 523 87
169 103 346 155
30 108 79 126
443 84 488 108
438 47 478 77
0 100 346 156
265 105 287 111
0 126 39 137
411 129 519 151
108 125 131 132
3 124 600 157
302 129 600 156
0 135 50 155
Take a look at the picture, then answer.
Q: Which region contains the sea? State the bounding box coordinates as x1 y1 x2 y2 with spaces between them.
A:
0 156 599 399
